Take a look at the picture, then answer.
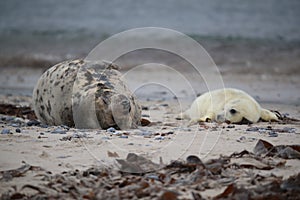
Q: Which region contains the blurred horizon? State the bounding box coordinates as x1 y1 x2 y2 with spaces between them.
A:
0 0 299 71
1 0 299 41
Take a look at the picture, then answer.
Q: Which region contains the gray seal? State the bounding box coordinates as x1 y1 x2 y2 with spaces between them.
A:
32 59 141 129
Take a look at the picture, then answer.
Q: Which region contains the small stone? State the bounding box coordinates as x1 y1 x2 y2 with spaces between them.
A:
268 131 278 137
128 143 134 145
237 136 246 142
60 125 70 130
39 124 48 128
141 118 151 126
227 125 235 128
40 132 45 135
139 130 152 136
160 103 169 107
27 120 40 126
106 127 116 133
186 155 203 165
10 123 20 127
154 136 165 140
51 128 67 134
101 136 111 140
15 128 21 133
246 127 259 132
141 106 149 110
1 129 11 134
119 135 128 139
112 131 122 136
283 127 296 133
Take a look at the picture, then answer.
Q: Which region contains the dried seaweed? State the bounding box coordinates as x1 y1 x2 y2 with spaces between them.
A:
0 103 36 120
254 139 300 159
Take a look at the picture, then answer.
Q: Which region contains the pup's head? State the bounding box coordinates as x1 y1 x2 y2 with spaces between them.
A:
216 99 261 124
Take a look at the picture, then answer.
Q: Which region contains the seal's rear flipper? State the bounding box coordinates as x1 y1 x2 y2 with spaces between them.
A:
260 108 279 122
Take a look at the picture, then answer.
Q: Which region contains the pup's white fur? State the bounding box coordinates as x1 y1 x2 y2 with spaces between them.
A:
181 88 278 124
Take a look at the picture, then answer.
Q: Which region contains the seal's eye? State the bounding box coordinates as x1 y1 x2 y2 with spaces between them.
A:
229 109 237 114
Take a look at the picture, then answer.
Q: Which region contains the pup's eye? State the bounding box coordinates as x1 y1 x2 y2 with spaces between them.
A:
229 109 237 114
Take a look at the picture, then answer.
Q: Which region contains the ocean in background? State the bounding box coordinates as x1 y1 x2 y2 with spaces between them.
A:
0 0 299 65
1 0 299 41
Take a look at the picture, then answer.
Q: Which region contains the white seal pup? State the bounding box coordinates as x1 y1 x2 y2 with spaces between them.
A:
181 88 278 124
32 59 141 129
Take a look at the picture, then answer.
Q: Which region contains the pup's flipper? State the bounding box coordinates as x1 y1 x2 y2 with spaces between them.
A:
187 114 213 126
260 108 279 122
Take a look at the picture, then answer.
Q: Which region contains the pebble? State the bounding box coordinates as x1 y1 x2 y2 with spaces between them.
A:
119 135 128 139
101 136 111 140
39 124 49 128
154 136 165 140
128 142 134 145
186 155 203 165
106 127 116 133
27 120 40 126
3 116 14 121
282 127 296 133
72 132 88 138
237 136 246 142
268 131 278 137
112 131 122 136
145 174 160 180
246 127 259 132
1 129 11 134
10 123 20 127
51 128 67 134
141 106 149 110
137 130 152 136
15 128 21 133
160 103 169 107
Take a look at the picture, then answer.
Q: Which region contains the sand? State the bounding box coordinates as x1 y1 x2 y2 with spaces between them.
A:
0 39 299 199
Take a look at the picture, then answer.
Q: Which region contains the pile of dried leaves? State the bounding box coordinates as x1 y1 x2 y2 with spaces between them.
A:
1 139 299 199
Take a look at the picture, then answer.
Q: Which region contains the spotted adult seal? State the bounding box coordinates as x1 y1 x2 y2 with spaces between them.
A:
180 88 279 124
32 59 141 129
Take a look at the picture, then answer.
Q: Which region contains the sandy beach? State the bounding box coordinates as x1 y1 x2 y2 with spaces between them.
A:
1 1 300 198
1 37 300 199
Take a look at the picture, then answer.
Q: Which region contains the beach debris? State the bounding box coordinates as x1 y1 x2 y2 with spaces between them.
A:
107 151 119 158
254 139 300 159
246 125 298 135
1 148 299 199
116 153 160 174
0 103 36 120
0 163 44 181
213 173 300 199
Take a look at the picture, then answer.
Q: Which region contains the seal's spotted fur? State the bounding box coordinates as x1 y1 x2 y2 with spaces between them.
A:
32 59 141 129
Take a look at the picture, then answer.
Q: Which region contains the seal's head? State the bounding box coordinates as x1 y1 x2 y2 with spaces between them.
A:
216 99 261 124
